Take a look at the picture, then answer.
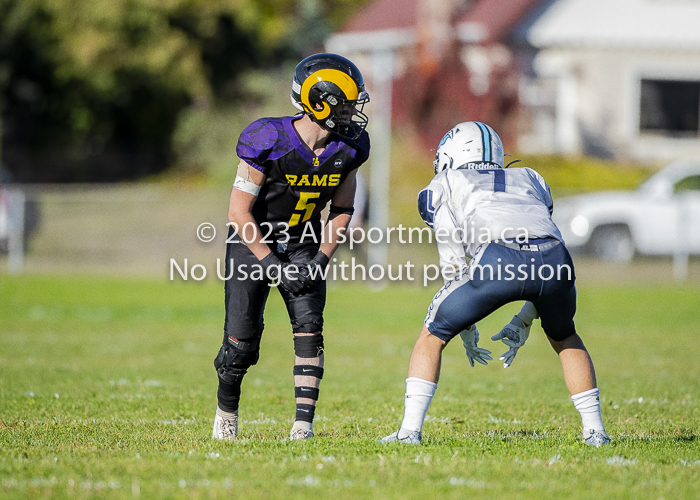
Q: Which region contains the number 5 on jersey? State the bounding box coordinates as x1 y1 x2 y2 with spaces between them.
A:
289 192 321 227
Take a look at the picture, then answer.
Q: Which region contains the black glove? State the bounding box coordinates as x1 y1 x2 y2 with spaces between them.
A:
298 251 330 289
259 253 305 294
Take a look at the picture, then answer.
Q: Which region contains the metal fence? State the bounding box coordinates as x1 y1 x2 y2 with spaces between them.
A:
0 184 230 277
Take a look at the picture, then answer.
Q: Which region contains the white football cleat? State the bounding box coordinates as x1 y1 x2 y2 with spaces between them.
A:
583 429 611 447
212 409 238 441
289 428 314 441
377 429 422 445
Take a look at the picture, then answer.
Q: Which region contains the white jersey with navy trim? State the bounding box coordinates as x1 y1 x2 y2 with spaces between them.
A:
417 167 562 276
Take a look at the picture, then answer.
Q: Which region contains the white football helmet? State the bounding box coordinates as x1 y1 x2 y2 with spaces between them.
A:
433 121 504 174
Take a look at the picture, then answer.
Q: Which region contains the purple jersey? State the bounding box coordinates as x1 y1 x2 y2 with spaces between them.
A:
237 115 370 242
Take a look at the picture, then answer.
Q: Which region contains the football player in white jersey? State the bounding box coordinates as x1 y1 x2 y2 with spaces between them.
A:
378 121 610 446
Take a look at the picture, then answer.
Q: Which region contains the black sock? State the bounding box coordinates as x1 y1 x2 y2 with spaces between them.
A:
217 378 242 413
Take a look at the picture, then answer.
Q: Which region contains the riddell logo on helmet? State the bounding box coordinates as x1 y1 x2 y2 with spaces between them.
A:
463 162 501 170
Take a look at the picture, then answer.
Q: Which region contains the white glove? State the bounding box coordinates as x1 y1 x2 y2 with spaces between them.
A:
459 325 492 367
491 316 531 368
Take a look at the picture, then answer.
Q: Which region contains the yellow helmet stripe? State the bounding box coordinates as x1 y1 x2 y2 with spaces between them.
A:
301 68 360 120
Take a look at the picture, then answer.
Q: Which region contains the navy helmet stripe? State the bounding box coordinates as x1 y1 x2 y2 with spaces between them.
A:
475 122 492 162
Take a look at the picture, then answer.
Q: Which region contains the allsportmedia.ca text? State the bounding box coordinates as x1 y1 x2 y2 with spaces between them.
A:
196 221 533 250
169 257 572 287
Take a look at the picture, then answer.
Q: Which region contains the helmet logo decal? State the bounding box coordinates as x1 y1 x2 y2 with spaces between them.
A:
300 68 360 122
438 130 453 148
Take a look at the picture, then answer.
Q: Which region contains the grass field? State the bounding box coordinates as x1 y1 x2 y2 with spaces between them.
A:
1 275 699 499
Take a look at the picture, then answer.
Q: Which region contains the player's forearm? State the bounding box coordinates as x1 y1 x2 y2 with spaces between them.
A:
516 302 539 326
228 210 273 261
228 181 274 261
319 212 352 258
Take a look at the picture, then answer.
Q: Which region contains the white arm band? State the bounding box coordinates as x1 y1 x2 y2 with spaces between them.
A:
233 175 262 196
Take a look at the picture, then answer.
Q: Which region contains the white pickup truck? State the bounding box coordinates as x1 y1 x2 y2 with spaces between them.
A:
552 160 700 262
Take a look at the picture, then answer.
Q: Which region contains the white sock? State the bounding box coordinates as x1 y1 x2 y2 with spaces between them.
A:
216 407 237 419
399 377 437 438
571 388 606 435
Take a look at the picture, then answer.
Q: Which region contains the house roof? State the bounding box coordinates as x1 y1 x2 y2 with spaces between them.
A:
518 0 700 50
327 0 545 52
326 0 420 53
339 0 419 33
329 0 700 53
454 0 544 44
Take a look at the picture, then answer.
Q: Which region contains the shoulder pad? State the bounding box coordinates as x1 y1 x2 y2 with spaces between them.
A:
417 182 445 228
354 130 371 164
338 130 371 166
523 166 547 187
236 118 284 168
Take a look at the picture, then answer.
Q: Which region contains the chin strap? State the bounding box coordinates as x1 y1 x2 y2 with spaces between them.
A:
505 159 521 168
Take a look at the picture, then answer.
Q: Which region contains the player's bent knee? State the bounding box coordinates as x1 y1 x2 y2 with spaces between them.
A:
543 324 577 344
293 332 324 358
217 366 247 386
548 332 584 353
423 324 451 345
292 319 323 334
213 337 261 383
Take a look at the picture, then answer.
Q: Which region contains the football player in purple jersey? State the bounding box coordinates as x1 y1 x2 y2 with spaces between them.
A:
212 53 370 441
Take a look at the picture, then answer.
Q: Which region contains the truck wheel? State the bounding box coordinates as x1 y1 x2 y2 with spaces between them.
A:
589 225 635 263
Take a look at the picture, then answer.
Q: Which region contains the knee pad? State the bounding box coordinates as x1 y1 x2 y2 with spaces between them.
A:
293 332 324 358
292 315 323 333
214 335 261 383
292 320 323 335
225 334 261 365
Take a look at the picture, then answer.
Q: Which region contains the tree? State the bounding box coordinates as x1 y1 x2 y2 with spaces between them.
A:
0 0 366 182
